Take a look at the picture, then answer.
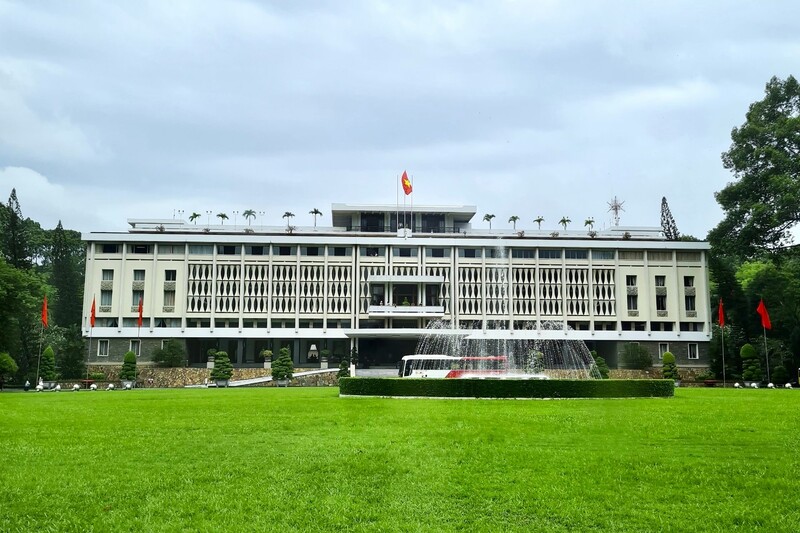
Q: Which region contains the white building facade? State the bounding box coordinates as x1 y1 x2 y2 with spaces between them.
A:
81 204 711 369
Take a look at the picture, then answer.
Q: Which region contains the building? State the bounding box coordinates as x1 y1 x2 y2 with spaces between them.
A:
81 203 711 369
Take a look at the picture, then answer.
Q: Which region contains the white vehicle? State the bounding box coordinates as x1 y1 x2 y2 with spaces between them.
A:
398 355 509 379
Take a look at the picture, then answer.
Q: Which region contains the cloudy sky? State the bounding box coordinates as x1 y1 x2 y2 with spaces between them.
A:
1 1 798 237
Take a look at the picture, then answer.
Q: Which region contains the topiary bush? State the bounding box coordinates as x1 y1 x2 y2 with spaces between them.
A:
40 345 58 381
339 378 674 399
272 346 294 382
661 352 679 381
119 350 137 381
771 365 789 385
151 339 187 367
210 351 233 381
620 343 653 370
740 343 762 383
337 350 350 378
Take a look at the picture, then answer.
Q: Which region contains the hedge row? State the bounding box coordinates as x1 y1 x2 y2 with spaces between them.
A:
339 378 674 399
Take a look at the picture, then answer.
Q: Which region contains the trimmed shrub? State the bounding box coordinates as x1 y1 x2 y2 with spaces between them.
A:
661 352 679 380
210 351 233 381
0 352 19 381
119 351 137 381
151 340 187 367
771 365 789 385
740 343 762 382
40 345 57 381
337 350 350 378
591 351 610 379
620 343 653 370
339 378 674 399
272 346 294 382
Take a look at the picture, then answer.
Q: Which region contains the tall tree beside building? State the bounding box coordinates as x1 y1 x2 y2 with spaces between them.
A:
1 189 32 269
49 221 84 326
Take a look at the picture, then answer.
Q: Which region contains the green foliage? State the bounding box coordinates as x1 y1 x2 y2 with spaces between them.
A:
39 345 57 381
1 188 32 269
259 349 273 362
771 365 789 384
119 351 137 381
271 346 294 382
337 350 350 378
55 325 86 379
151 340 187 367
590 350 610 379
210 351 233 381
89 371 106 381
0 352 19 379
620 343 653 370
661 352 680 380
339 378 674 398
740 343 763 382
49 221 84 327
710 75 800 258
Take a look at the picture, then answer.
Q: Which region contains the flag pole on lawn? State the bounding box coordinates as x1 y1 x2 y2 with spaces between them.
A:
87 296 96 382
756 298 771 383
36 295 48 384
718 298 726 388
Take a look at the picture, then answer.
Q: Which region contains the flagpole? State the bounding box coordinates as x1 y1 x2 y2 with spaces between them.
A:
396 173 399 234
410 173 414 234
720 325 726 388
36 320 43 384
762 325 770 383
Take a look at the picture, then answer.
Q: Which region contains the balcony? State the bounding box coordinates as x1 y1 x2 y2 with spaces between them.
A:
368 305 445 318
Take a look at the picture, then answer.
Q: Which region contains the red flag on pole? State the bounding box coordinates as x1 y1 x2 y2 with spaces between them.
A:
718 298 724 328
42 295 49 328
137 297 143 327
90 297 96 328
401 171 412 195
756 299 771 330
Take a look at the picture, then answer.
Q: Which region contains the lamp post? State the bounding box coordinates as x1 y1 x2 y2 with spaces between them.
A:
206 210 212 228
233 210 239 229
259 211 265 231
177 209 184 221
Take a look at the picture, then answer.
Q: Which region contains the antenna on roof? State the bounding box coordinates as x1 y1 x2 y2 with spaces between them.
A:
607 196 625 226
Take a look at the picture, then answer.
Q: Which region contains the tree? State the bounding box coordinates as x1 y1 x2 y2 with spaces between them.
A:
189 212 201 224
2 188 32 269
0 352 18 383
483 214 495 229
709 75 800 259
337 350 350 378
119 350 137 381
39 345 57 381
660 197 680 240
55 325 86 379
243 209 256 226
50 221 84 327
559 217 571 231
620 343 652 370
661 352 679 380
210 350 233 381
740 343 762 383
508 215 519 230
533 216 544 230
590 350 609 379
584 218 594 231
216 213 228 225
309 208 322 227
282 212 295 229
151 340 187 367
272 346 294 382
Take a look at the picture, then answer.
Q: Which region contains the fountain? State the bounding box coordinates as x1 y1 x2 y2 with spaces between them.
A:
414 319 602 380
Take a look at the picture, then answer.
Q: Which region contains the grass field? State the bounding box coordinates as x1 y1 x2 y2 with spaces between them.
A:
2 387 799 532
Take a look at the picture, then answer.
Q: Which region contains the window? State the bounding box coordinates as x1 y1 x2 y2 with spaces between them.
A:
132 289 144 305
164 290 176 307
158 244 184 254
101 290 113 306
684 276 694 287
656 294 667 311
278 246 294 256
539 249 561 259
658 343 669 359
626 275 637 287
98 340 109 357
685 295 696 312
565 249 588 260
511 249 535 259
100 243 120 253
129 244 152 254
331 247 350 256
363 247 383 257
460 248 480 258
688 343 699 360
133 270 145 281
302 246 320 256
394 247 416 257
627 294 638 310
188 245 213 255
592 250 615 260
130 339 140 357
677 252 701 262
427 248 447 258
217 245 239 255
655 276 666 287
649 251 672 262
102 269 114 281
165 270 177 281
246 245 264 255
618 250 643 261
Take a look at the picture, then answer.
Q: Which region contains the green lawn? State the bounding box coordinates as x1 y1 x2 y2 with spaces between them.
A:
1 387 799 532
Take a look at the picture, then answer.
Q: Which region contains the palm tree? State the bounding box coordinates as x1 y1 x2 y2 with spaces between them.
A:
189 212 201 225
282 211 295 228
483 214 495 229
243 209 256 226
309 208 322 227
584 217 594 230
559 216 571 231
508 215 520 230
533 216 544 230
217 212 229 225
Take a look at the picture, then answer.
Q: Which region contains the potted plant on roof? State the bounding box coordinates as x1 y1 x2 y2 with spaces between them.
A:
210 350 233 388
272 346 293 387
119 350 137 389
260 348 273 370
